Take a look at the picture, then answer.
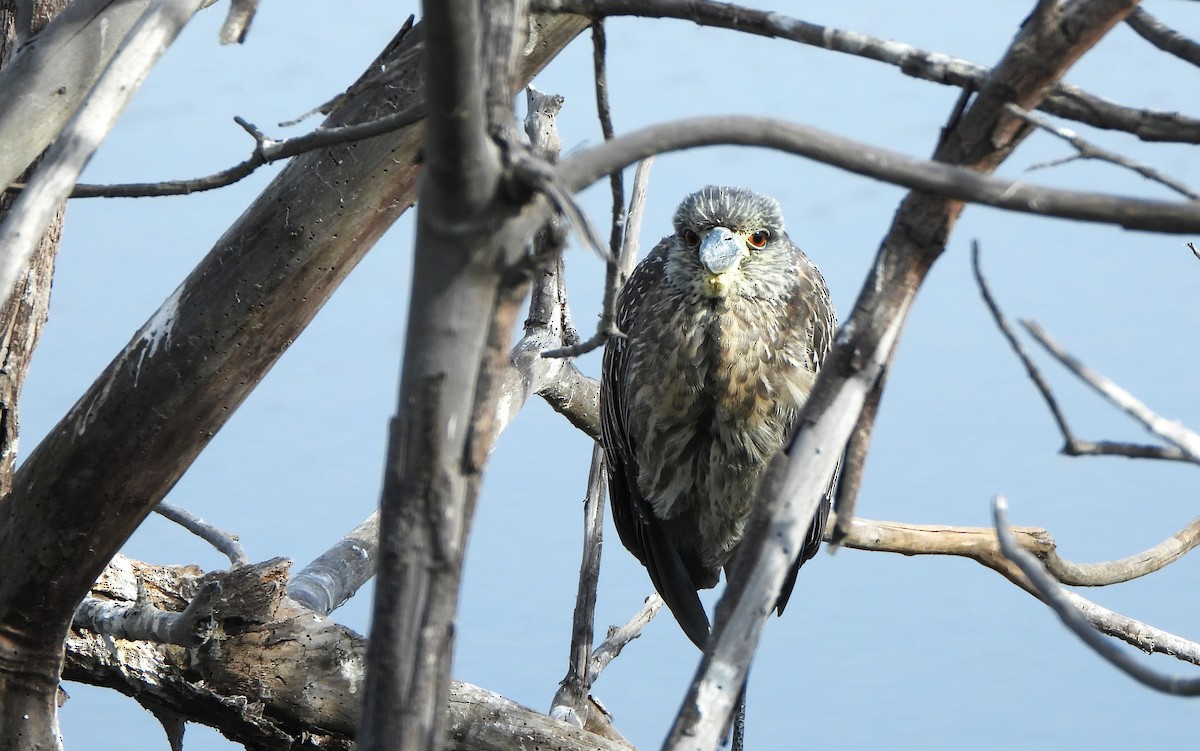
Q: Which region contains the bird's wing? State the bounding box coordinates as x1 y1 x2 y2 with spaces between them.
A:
775 244 839 616
601 246 712 649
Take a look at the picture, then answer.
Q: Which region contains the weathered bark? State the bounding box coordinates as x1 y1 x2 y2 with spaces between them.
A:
0 9 586 750
0 0 152 191
0 2 70 748
66 555 634 751
359 2 548 750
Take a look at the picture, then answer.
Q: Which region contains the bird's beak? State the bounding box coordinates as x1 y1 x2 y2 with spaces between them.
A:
698 227 745 275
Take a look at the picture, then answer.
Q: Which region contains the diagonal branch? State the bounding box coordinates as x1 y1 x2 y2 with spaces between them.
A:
536 0 1200 144
973 241 1194 462
1008 104 1199 199
1126 7 1200 68
1022 319 1200 462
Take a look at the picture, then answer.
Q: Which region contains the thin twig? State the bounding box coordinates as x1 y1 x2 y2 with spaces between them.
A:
1008 104 1199 199
589 594 663 679
1022 319 1200 462
540 157 652 361
992 496 1200 696
591 20 624 260
510 150 613 263
972 242 1193 462
52 104 425 198
154 501 250 567
550 446 608 727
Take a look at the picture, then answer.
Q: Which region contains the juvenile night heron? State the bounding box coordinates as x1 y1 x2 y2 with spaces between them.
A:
600 185 836 649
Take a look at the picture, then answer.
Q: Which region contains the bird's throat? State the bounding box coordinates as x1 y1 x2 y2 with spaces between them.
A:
702 272 735 298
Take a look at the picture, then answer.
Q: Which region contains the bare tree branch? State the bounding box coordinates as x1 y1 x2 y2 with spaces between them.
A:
67 554 638 751
154 502 251 568
589 595 663 679
839 514 1200 666
1022 319 1200 462
1008 104 1199 199
992 496 1200 696
218 0 258 44
973 241 1195 462
58 103 425 198
73 580 219 648
535 0 1200 144
550 447 617 737
287 510 379 615
554 116 1200 234
0 0 149 191
1126 7 1200 68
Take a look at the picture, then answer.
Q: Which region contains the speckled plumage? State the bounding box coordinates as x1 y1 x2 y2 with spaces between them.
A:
600 186 836 648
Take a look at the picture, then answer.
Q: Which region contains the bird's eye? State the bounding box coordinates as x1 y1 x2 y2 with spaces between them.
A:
748 230 770 249
683 229 700 248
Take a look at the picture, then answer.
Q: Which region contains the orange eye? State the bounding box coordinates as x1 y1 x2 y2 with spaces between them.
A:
683 229 700 248
748 230 770 249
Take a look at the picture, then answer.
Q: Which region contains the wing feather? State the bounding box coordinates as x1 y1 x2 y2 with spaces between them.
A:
601 243 712 648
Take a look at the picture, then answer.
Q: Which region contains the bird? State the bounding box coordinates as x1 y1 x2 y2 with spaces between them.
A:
600 185 837 649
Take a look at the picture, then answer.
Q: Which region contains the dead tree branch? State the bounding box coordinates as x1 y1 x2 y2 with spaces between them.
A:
1022 319 1200 462
154 502 251 568
973 241 1195 462
287 511 380 615
59 103 425 198
993 497 1200 695
73 580 219 648
66 554 636 751
536 0 1200 144
0 0 149 192
0 0 205 311
554 115 1200 234
1126 7 1200 68
1008 104 1199 199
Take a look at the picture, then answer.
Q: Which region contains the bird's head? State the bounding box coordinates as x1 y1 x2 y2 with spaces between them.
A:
669 185 791 299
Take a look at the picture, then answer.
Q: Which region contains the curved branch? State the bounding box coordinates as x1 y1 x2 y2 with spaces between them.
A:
1007 103 1199 199
556 116 1200 234
838 515 1200 589
154 502 250 568
840 514 1200 667
993 497 1200 695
